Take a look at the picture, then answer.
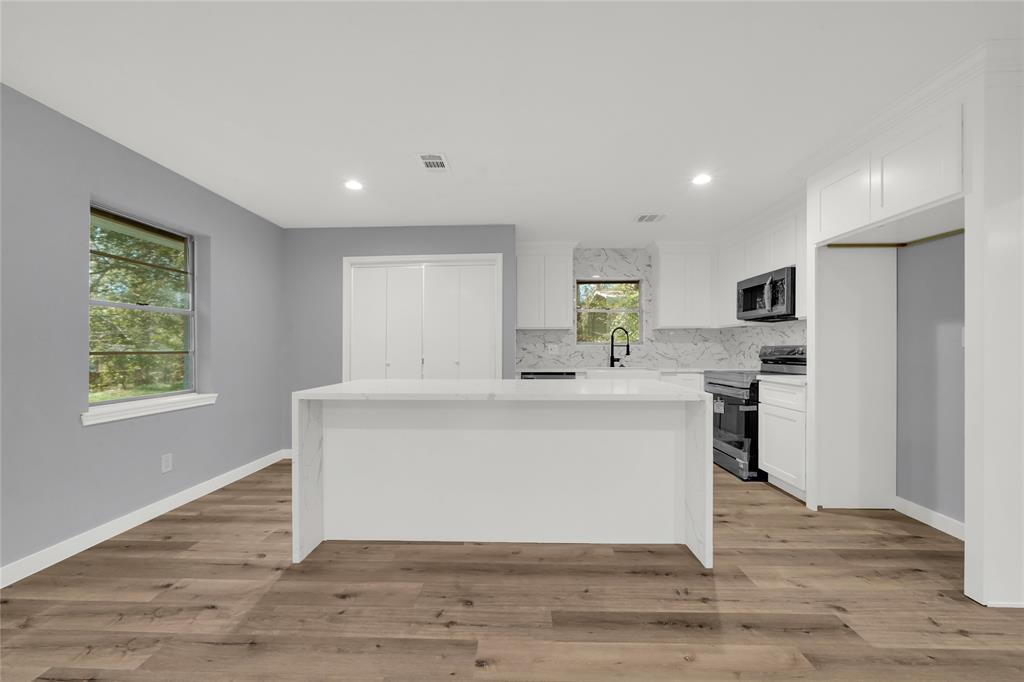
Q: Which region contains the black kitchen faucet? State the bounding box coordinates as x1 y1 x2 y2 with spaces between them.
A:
609 326 631 367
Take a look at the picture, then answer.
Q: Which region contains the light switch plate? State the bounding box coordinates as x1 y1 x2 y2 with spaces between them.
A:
161 453 173 473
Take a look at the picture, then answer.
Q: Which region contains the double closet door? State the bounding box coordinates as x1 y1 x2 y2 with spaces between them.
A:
346 256 501 380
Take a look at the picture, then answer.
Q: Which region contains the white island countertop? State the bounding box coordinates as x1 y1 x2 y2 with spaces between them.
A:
294 378 707 402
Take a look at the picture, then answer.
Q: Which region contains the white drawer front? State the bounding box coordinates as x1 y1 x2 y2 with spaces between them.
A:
759 381 806 411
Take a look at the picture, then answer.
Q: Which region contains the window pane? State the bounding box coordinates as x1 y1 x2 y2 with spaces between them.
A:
89 352 191 403
576 311 640 343
576 281 640 309
90 253 190 308
89 306 190 353
90 210 187 271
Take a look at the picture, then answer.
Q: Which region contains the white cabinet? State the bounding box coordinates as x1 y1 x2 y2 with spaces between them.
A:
759 403 806 490
652 243 714 328
516 254 544 328
345 255 502 381
871 105 963 222
758 379 807 496
808 150 872 245
714 244 743 326
745 233 772 279
516 243 574 329
807 104 963 244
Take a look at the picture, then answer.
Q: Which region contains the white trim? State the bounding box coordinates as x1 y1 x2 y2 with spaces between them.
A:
342 253 504 382
81 392 218 426
0 449 290 587
981 601 1024 609
894 496 965 541
767 474 806 503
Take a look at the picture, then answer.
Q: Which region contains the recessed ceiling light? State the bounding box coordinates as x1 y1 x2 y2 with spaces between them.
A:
344 179 364 191
691 173 712 186
591 275 601 279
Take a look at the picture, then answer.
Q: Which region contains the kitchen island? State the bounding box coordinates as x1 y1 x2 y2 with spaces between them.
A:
292 379 714 567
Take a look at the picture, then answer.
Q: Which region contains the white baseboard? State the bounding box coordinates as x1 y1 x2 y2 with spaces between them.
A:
0 449 291 588
983 601 1024 608
894 496 965 541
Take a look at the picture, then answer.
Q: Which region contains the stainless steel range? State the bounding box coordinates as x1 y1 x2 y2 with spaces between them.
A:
704 345 806 481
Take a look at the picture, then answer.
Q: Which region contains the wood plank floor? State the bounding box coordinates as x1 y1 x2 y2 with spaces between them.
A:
3 461 1022 680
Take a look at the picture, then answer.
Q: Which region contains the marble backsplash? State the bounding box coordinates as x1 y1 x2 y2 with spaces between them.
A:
515 247 807 371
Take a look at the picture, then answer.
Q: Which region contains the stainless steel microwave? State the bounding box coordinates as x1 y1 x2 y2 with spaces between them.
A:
736 266 796 322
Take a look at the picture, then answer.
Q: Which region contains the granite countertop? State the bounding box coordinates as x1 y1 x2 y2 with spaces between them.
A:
294 379 709 402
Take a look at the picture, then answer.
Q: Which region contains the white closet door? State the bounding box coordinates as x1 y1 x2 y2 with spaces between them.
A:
385 266 423 379
422 265 460 379
349 266 388 380
458 264 497 379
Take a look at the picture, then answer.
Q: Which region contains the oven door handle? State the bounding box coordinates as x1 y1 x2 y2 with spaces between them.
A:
708 385 752 400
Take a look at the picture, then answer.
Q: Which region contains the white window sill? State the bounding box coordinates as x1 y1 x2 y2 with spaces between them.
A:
81 393 218 426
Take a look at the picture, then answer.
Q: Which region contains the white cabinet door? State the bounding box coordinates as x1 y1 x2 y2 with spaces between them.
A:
759 402 806 490
517 251 572 329
385 266 424 379
516 254 544 328
682 250 713 327
744 233 771 279
871 105 962 222
457 265 497 379
652 244 713 328
422 265 460 379
808 149 872 244
794 210 807 319
716 244 743 326
349 266 388 380
543 254 572 328
769 216 797 270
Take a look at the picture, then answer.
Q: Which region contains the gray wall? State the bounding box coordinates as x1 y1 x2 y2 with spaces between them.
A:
897 234 964 521
1 86 288 565
283 225 516 394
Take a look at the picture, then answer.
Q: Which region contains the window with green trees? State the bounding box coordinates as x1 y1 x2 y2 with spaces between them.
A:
89 208 194 404
576 280 642 344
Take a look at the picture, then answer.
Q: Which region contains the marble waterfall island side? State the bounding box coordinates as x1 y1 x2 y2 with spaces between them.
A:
291 379 714 567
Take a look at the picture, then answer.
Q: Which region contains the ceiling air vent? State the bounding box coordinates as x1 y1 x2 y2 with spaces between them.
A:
634 214 666 223
419 153 450 172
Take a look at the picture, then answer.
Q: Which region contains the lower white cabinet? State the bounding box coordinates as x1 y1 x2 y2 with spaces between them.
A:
758 403 806 490
758 379 807 496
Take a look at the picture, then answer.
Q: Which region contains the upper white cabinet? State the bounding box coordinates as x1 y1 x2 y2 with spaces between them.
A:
871 104 963 222
808 104 963 244
652 243 714 328
516 242 574 329
714 243 744 326
808 150 872 244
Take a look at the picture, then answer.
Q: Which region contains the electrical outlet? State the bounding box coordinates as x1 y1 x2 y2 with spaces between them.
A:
546 343 559 353
161 453 173 473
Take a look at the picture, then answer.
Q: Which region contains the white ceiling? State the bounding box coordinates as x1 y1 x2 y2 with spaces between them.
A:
2 2 1020 245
